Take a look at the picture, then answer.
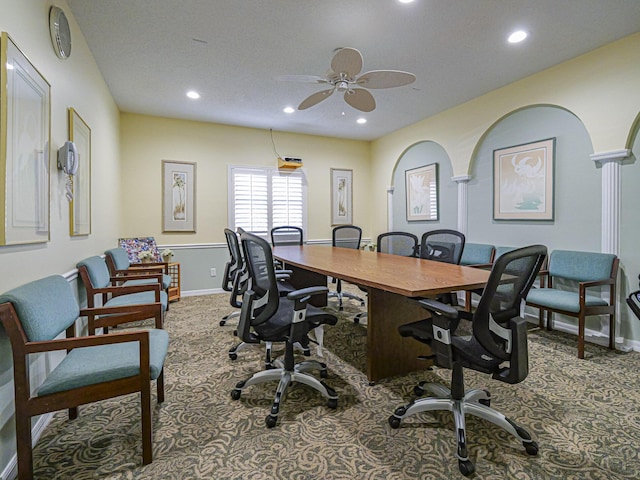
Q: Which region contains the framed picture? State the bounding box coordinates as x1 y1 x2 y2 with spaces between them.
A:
330 168 353 225
0 32 51 245
493 138 555 221
405 163 439 221
69 108 91 236
163 160 196 232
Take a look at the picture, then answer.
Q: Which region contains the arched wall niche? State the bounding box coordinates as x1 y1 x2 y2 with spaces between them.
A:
389 140 457 237
466 104 599 251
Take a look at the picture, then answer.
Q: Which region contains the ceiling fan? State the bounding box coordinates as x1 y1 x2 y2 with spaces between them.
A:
280 47 416 113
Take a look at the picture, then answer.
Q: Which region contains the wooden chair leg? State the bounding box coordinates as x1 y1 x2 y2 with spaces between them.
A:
15 410 34 480
157 370 165 404
578 314 585 359
538 309 544 328
546 310 553 331
69 407 78 420
465 291 472 312
141 383 153 465
609 314 615 350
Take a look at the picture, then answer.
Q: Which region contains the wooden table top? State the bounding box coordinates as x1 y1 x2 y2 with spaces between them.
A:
273 245 491 298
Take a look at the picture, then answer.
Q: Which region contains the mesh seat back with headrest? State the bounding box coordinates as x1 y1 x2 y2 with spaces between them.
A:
377 232 419 257
240 232 280 326
333 225 362 250
420 229 466 264
473 245 547 361
271 226 304 246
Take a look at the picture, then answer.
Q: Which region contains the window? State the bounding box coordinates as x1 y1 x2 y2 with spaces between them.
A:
228 166 307 237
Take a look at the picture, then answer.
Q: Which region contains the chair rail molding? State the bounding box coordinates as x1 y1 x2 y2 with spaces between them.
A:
591 149 630 256
452 175 471 235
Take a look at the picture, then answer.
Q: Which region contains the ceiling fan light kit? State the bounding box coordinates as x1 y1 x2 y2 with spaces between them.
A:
289 47 415 112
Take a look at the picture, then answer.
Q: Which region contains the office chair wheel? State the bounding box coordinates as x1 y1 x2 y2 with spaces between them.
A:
219 320 226 326
524 440 539 456
230 388 242 400
327 398 338 409
479 398 490 407
414 385 425 397
265 415 278 428
458 459 475 476
354 317 360 324
388 415 401 429
229 352 238 361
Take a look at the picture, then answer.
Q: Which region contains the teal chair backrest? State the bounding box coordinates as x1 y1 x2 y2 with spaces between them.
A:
0 275 79 342
495 246 517 260
548 250 616 282
77 256 112 289
106 247 131 270
460 243 495 266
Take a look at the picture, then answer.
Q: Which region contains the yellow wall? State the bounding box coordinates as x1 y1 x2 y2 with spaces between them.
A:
119 114 372 243
0 0 121 294
370 32 640 236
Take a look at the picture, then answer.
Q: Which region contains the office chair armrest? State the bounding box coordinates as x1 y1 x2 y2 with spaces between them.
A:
418 298 459 319
287 286 329 301
276 269 293 275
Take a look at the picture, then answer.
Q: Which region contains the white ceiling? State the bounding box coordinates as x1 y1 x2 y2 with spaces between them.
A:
66 0 640 141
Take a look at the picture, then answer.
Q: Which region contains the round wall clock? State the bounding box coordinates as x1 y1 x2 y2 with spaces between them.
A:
49 6 71 59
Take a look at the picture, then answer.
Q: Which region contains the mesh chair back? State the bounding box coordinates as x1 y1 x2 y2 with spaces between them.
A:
420 229 466 264
271 226 304 246
377 232 419 257
333 225 362 250
239 232 280 326
473 245 547 362
223 228 243 292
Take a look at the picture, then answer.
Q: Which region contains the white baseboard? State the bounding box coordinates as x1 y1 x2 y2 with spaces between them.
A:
180 288 225 297
1 413 53 480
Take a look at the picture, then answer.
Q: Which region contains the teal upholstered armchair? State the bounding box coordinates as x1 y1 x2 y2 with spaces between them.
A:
77 256 168 334
0 275 168 480
105 247 172 290
526 249 618 359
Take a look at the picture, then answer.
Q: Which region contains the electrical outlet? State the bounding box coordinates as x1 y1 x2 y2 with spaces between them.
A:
210 268 216 277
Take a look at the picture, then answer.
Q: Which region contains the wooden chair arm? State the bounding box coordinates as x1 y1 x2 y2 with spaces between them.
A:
96 282 161 298
130 261 169 273
82 301 163 330
23 330 149 355
125 265 165 273
580 277 616 288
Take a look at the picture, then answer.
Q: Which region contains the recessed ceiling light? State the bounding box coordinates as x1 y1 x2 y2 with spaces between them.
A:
283 106 295 114
186 90 200 99
357 118 367 124
398 0 415 4
508 30 528 43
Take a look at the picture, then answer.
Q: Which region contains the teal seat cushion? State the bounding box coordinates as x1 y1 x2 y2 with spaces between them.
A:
105 291 168 311
124 273 171 290
526 288 608 313
37 328 169 396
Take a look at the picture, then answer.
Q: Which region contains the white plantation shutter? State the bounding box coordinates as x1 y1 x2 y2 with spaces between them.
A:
229 166 306 237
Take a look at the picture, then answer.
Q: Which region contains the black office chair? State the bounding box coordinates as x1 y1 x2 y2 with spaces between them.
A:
270 225 304 246
231 232 338 427
329 225 366 310
420 229 466 264
221 228 244 327
388 245 547 476
420 229 466 305
354 232 420 323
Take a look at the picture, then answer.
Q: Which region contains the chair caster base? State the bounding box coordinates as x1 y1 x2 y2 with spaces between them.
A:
458 459 475 476
266 415 278 428
524 440 539 456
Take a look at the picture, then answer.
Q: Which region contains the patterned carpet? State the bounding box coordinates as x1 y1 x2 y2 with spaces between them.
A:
31 291 640 479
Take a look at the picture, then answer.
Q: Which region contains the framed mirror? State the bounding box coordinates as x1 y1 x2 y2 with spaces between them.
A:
69 107 91 235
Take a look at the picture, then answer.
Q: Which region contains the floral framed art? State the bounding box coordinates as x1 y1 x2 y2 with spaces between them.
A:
0 32 51 245
330 168 353 225
405 163 438 221
493 138 555 221
162 160 196 232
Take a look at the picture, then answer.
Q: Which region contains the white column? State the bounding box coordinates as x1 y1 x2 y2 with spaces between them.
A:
591 149 629 255
387 186 395 231
591 149 630 346
451 175 471 235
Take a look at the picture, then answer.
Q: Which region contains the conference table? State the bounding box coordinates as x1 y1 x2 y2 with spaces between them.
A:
273 245 492 383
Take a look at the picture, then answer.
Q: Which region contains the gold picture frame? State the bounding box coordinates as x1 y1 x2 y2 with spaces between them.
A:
0 32 51 245
69 108 91 236
405 163 439 221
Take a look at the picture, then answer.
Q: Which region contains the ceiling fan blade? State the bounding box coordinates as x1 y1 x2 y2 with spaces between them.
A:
344 88 375 112
356 70 416 89
331 47 363 79
298 88 334 110
275 74 329 84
